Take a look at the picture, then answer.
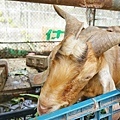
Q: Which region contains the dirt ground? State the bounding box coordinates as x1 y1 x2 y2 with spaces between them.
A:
2 58 38 73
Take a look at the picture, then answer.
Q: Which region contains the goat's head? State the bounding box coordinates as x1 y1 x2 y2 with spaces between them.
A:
35 6 120 115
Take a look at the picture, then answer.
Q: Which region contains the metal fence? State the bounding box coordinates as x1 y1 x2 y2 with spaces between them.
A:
0 0 120 58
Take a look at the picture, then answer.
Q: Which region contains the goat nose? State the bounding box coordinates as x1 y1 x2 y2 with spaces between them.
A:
38 103 51 114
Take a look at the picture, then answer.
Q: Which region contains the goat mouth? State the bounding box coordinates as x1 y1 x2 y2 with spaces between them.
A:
37 104 49 115
37 100 58 115
37 100 69 115
37 102 51 115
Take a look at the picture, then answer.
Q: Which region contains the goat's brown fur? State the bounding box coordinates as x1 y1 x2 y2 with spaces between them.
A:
35 6 120 119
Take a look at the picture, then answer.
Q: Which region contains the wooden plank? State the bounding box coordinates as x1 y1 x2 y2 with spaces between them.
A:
0 58 41 102
0 67 7 91
1 58 39 90
3 75 31 91
9 0 115 10
0 67 4 83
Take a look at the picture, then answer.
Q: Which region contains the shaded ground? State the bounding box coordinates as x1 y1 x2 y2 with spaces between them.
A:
2 58 39 91
0 58 42 104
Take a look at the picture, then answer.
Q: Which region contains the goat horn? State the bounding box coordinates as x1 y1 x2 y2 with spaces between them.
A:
54 5 84 38
90 30 120 57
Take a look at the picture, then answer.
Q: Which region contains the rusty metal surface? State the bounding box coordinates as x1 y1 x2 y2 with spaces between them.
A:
9 0 120 11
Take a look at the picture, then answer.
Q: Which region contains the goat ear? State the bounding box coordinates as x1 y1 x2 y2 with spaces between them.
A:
33 44 63 85
54 5 84 37
33 70 48 85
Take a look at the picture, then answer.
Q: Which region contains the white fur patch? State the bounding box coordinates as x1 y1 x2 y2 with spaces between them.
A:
61 35 87 58
98 63 116 93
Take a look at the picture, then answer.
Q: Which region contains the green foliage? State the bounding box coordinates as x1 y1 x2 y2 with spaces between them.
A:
85 113 95 120
85 109 107 120
0 17 6 23
20 94 39 99
0 11 3 17
24 33 31 41
35 112 39 117
8 18 13 24
21 30 26 35
101 109 106 114
11 97 24 104
3 47 28 58
10 23 18 28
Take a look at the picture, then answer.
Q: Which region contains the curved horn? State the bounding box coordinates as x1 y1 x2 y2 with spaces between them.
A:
54 5 84 38
89 30 120 57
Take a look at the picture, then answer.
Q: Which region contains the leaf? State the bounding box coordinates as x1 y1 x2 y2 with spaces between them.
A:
20 94 39 99
11 97 24 104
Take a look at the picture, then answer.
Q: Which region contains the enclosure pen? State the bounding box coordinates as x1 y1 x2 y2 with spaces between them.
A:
1 0 120 120
31 90 120 120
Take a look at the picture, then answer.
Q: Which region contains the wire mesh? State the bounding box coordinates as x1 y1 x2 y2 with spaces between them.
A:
0 0 120 58
95 9 120 26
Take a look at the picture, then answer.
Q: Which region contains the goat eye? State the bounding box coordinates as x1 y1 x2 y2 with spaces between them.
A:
81 76 92 81
85 76 91 80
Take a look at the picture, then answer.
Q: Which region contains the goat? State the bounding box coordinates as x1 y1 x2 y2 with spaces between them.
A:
34 6 120 119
